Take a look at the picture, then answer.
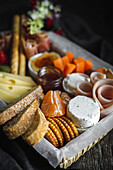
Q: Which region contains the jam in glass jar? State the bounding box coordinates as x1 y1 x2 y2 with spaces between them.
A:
37 66 63 93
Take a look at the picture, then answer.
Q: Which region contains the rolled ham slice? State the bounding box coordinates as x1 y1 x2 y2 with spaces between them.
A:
97 85 113 106
36 31 49 43
36 31 50 52
22 39 38 60
38 39 50 53
92 79 113 118
76 81 92 97
90 72 106 85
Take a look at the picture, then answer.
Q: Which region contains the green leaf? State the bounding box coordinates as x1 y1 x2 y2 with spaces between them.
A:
27 18 44 35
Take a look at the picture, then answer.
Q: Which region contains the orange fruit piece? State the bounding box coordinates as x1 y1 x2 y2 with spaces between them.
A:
41 91 65 117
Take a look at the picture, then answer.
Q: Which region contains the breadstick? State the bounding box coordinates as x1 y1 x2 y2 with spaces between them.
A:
11 15 20 74
19 45 26 75
19 15 26 75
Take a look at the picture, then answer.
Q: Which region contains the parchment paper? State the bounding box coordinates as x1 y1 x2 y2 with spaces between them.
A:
33 112 113 168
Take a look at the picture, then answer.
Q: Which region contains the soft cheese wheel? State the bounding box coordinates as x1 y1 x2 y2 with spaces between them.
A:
67 95 100 128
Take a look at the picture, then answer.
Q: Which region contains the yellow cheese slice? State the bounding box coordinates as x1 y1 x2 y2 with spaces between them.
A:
0 72 37 87
0 83 33 96
0 89 18 103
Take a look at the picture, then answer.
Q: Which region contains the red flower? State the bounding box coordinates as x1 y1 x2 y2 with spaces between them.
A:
55 29 63 35
0 50 7 65
46 18 54 28
30 0 37 9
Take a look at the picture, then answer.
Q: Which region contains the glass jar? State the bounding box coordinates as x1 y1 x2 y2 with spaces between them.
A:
37 66 63 93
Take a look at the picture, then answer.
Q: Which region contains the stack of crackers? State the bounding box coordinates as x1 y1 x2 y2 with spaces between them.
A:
46 116 79 148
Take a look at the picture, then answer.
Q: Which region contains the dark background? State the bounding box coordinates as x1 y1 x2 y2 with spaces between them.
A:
0 0 113 65
0 1 113 170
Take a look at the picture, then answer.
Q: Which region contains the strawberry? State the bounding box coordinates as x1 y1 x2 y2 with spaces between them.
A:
0 50 7 65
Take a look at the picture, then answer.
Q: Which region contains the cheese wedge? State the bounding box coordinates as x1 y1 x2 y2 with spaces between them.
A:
0 83 33 96
0 72 36 87
0 89 18 103
0 72 35 81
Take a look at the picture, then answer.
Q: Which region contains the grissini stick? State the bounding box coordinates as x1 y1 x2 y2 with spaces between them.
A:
19 45 26 75
11 15 20 75
19 15 26 76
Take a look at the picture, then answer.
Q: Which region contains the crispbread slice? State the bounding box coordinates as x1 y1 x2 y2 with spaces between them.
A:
0 85 44 125
3 99 39 139
22 107 49 146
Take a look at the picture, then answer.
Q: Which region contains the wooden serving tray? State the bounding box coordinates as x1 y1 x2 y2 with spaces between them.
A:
31 32 113 169
0 31 113 169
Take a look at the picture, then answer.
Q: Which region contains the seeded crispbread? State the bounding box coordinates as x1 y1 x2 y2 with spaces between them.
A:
3 99 39 139
22 107 49 146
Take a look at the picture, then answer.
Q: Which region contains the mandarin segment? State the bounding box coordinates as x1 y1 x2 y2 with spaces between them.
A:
41 90 65 117
60 92 71 107
54 91 65 116
41 91 55 117
55 90 62 96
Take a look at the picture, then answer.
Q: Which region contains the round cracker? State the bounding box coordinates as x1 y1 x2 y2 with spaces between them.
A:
53 118 71 143
62 116 79 137
49 122 64 147
58 117 75 139
45 127 59 148
47 118 64 143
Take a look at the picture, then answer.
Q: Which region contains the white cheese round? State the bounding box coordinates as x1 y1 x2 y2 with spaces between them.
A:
67 95 100 128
